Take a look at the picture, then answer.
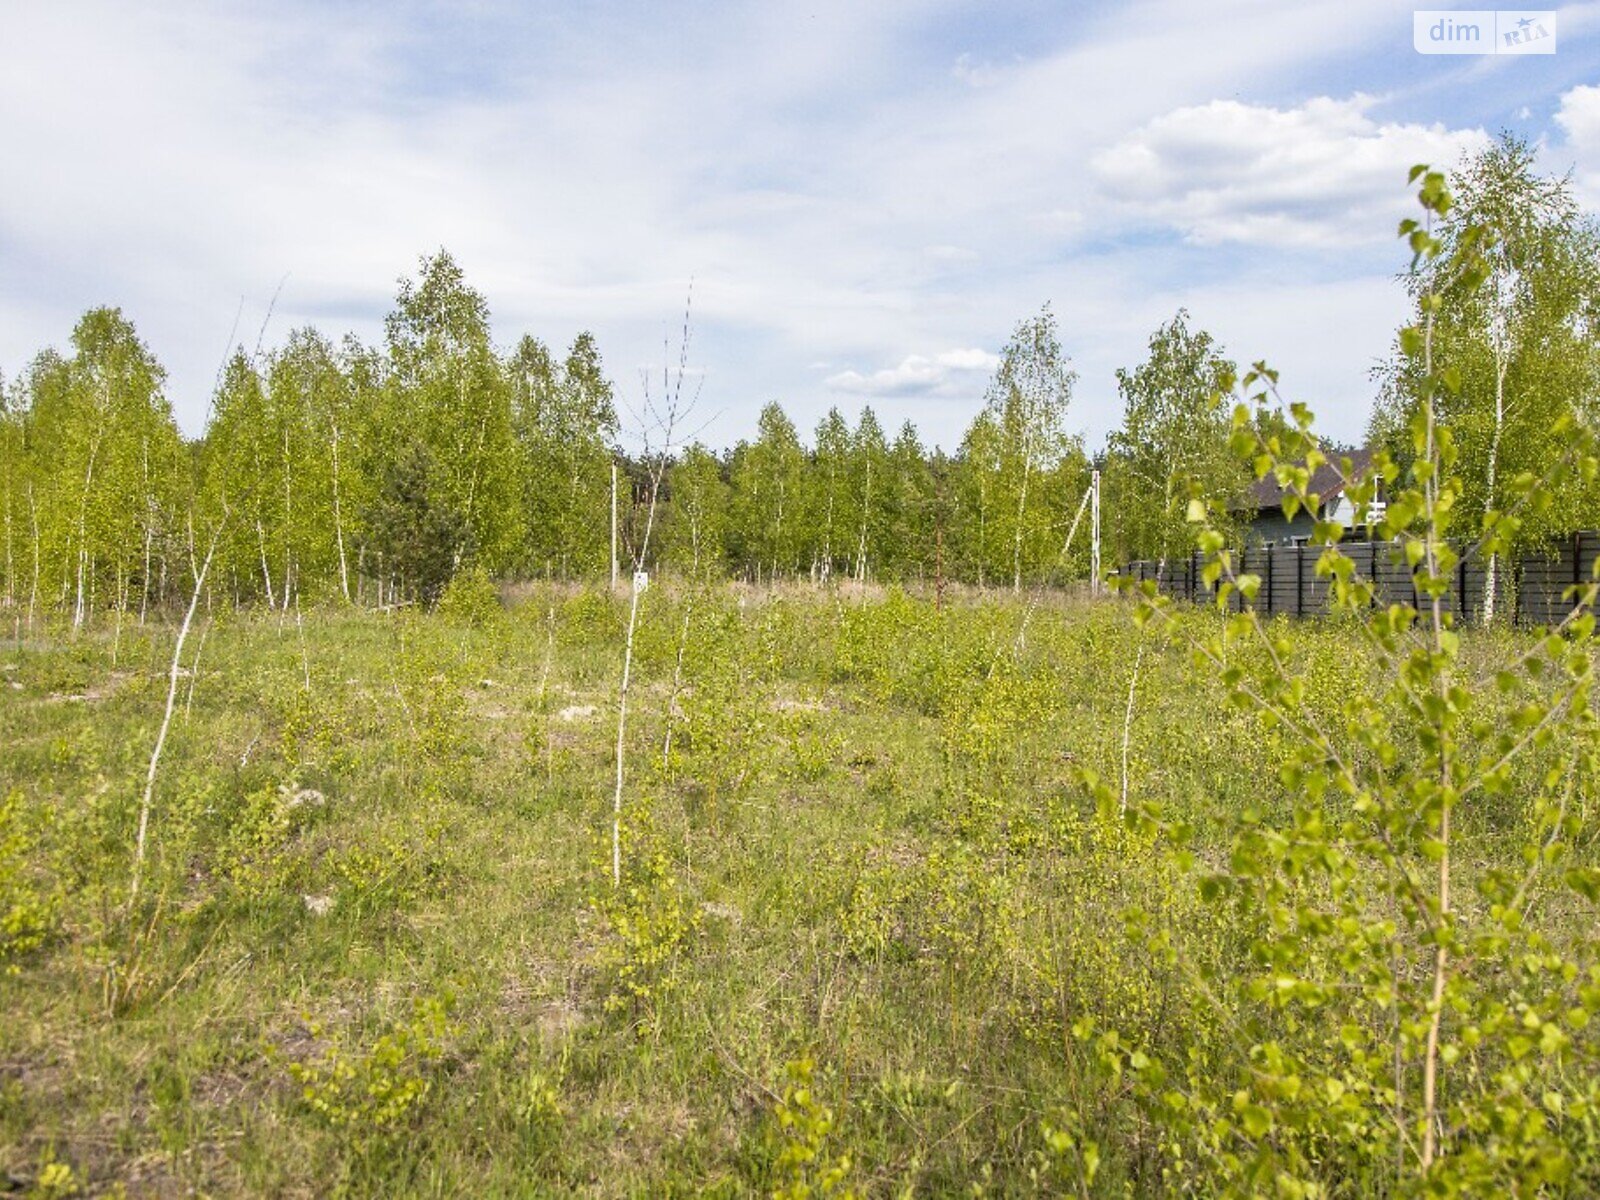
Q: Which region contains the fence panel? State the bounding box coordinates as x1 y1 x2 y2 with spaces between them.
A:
1300 546 1329 616
1268 546 1299 618
1114 533 1600 627
1517 545 1570 628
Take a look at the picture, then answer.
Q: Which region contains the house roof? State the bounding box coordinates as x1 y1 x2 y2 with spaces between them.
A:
1248 447 1375 513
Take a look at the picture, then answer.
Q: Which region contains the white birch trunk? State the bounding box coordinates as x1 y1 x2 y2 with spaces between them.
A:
1482 352 1508 624
1012 453 1032 593
256 520 276 609
27 484 39 634
140 522 153 625
282 423 294 612
73 440 101 633
855 457 872 582
1 467 13 608
331 422 351 602
139 441 152 624
131 531 218 903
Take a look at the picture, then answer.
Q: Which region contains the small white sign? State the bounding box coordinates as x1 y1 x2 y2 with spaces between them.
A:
1414 10 1555 54
633 570 650 594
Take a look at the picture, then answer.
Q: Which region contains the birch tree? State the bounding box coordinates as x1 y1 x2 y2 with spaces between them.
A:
509 332 618 577
848 407 890 581
952 409 1004 586
729 403 805 581
262 328 361 603
9 353 69 624
806 408 852 581
339 335 388 602
1103 310 1244 564
385 250 521 574
1371 136 1600 619
983 305 1076 589
24 310 183 628
662 444 729 578
884 420 935 582
0 372 20 611
200 352 278 605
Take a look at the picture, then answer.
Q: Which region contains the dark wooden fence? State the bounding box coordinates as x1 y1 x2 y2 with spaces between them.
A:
1115 531 1600 627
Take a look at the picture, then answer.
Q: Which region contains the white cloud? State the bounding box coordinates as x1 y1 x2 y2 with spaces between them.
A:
1092 95 1490 246
951 53 1009 88
0 0 1566 458
1555 85 1600 208
826 349 999 398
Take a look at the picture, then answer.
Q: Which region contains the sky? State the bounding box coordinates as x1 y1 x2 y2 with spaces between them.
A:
2 1 1598 454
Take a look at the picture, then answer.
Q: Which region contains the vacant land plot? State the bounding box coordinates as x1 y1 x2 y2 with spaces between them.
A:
2 585 1596 1196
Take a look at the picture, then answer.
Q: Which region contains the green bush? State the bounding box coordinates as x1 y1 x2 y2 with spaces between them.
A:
436 563 502 627
0 788 57 972
287 996 454 1133
1086 166 1600 1196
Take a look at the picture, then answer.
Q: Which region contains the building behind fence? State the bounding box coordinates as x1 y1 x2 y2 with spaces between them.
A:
1115 531 1600 626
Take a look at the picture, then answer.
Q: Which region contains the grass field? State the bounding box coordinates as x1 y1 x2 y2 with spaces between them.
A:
2 583 1595 1196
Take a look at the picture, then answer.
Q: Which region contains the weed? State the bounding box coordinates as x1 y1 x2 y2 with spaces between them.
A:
769 1058 858 1200
0 788 57 971
592 803 700 1024
286 996 454 1133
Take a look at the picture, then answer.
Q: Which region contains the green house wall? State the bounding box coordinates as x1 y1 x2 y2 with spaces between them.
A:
1246 508 1318 545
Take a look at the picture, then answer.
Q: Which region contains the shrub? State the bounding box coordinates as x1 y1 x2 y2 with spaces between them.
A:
1091 166 1600 1194
768 1058 858 1200
436 563 502 628
0 788 58 972
287 996 454 1133
592 804 700 1023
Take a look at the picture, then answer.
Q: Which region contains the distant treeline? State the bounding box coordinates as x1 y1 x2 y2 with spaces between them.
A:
0 252 1112 620
2 137 1596 620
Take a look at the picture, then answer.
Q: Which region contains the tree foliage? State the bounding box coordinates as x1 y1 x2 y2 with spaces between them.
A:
1104 309 1246 564
28 219 1598 618
1371 135 1600 551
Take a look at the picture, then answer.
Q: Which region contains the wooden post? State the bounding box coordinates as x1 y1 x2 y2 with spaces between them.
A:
1090 469 1101 596
1297 542 1306 618
1574 530 1584 624
1513 549 1522 628
610 462 618 591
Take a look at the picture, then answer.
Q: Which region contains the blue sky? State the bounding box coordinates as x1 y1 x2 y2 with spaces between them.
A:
1 1 1597 452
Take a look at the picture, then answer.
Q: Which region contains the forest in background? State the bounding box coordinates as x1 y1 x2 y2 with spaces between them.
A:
0 135 1596 626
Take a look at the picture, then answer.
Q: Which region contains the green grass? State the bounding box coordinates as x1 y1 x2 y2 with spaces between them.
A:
0 584 1591 1196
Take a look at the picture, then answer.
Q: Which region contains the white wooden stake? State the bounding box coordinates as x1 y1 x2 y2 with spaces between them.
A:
612 574 640 887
